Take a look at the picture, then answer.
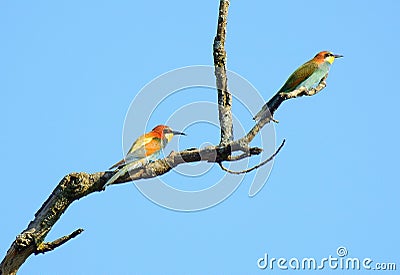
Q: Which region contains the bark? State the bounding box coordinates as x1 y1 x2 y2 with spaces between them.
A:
213 0 233 145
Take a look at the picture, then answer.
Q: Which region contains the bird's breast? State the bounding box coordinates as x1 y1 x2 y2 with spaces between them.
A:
298 62 330 90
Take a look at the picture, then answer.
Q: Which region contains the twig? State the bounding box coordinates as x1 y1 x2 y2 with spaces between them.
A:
218 139 286 174
226 147 263 161
35 229 84 255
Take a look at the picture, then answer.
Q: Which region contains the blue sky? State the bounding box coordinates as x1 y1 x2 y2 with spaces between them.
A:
1 0 399 274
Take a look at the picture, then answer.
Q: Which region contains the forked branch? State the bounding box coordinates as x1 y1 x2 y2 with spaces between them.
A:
0 1 331 274
218 139 286 175
35 229 84 255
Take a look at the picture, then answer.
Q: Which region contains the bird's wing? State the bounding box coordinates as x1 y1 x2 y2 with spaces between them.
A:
127 136 156 158
109 135 156 169
278 61 319 93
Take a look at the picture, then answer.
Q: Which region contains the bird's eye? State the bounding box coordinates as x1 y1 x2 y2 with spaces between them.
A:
324 52 333 58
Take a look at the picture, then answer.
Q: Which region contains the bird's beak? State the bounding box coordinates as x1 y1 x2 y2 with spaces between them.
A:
333 54 343 58
172 130 186 136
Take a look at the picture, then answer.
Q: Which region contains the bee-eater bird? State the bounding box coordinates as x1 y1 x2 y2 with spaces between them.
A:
254 51 343 121
104 125 186 187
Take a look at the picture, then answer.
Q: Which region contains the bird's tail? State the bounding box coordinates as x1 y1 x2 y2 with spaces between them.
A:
253 92 285 121
104 159 146 187
109 158 126 170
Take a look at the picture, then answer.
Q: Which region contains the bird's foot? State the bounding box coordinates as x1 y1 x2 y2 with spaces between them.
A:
271 117 279 123
280 91 292 99
282 87 308 99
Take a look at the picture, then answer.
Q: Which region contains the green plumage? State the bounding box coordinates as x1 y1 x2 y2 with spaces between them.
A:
254 54 335 121
278 60 319 94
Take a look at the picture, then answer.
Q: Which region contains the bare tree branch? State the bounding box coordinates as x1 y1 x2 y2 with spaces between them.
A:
0 2 332 274
219 139 286 174
0 172 106 275
213 0 233 145
1 73 328 273
0 73 329 274
226 147 263 161
109 144 259 184
0 140 270 274
35 229 84 255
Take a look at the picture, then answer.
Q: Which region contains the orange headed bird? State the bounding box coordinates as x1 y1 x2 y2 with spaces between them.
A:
104 125 186 187
254 51 343 121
